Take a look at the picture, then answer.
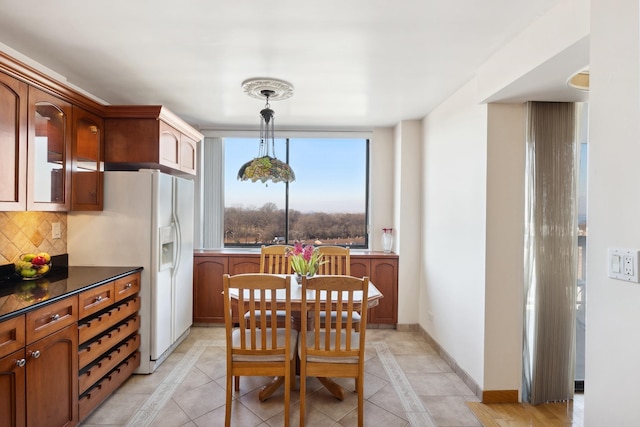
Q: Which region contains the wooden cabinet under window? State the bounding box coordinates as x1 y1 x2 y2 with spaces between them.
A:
104 105 203 176
193 251 398 325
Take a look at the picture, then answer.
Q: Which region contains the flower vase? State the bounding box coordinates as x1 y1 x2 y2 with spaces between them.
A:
295 272 314 285
382 228 393 253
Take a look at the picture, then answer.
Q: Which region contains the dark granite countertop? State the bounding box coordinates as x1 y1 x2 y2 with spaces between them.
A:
0 264 143 322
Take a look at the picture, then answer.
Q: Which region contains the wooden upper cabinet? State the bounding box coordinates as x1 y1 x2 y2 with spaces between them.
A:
27 86 72 211
72 106 104 210
104 105 203 176
179 133 197 175
0 72 27 211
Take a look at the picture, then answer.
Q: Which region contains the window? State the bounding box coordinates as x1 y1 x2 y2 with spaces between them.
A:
224 137 369 248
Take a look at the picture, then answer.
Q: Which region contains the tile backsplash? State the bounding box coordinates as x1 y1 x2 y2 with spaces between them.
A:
0 212 67 264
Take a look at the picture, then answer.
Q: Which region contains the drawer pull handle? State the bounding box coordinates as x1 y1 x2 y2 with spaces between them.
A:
16 358 26 367
51 313 60 321
125 283 133 289
30 350 41 359
95 295 103 303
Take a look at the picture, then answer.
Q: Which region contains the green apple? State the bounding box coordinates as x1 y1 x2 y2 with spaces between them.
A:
20 268 37 278
22 253 36 262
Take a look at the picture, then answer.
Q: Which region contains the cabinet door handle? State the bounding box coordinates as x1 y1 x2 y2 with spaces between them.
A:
30 350 41 359
50 313 60 321
16 358 26 367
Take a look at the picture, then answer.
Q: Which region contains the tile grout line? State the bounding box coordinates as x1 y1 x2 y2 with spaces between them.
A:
124 339 223 427
371 341 438 427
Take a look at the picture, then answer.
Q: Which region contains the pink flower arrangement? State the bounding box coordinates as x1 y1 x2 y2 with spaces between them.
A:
285 243 324 276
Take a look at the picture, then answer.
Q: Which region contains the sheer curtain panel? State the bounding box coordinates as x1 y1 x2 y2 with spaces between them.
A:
523 102 579 405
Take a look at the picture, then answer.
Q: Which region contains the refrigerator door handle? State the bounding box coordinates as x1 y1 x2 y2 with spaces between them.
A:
171 179 182 275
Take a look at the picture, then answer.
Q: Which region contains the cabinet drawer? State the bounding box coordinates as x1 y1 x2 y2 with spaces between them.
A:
78 297 141 344
78 351 140 421
26 297 78 344
78 314 140 369
79 333 140 394
114 272 140 302
78 282 115 319
0 315 25 358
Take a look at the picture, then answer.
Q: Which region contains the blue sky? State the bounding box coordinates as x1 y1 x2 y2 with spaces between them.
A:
225 137 367 213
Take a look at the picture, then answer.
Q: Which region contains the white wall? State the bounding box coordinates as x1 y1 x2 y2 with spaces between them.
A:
393 121 422 324
370 127 395 252
585 0 640 424
418 0 590 396
421 80 488 385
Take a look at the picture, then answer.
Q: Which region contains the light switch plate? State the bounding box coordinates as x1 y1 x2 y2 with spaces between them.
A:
608 248 640 283
52 222 61 239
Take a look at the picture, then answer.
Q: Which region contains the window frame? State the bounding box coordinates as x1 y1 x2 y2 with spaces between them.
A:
223 135 370 249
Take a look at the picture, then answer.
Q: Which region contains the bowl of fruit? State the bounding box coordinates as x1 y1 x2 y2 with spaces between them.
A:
14 252 52 280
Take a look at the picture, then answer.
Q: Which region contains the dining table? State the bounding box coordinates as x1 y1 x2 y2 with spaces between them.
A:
228 274 383 401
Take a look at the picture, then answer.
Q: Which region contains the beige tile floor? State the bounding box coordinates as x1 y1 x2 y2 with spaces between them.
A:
79 327 482 427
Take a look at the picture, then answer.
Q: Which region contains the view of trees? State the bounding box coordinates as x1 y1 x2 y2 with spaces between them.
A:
224 203 366 246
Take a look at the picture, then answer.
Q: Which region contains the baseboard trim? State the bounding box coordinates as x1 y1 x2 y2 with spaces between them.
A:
482 389 519 403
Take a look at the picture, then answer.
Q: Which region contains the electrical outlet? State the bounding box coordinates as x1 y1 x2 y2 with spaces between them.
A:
608 248 640 283
624 255 635 276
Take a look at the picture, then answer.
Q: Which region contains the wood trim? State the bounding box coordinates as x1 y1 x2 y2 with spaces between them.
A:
482 389 519 404
103 105 204 141
0 51 104 116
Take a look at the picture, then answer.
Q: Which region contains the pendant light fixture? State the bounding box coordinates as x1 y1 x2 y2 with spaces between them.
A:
237 78 295 184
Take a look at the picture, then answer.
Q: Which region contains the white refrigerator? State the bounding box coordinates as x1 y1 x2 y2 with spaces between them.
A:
68 169 194 374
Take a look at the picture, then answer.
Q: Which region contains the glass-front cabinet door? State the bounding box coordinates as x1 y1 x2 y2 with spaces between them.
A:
27 86 71 211
72 107 103 210
0 72 27 211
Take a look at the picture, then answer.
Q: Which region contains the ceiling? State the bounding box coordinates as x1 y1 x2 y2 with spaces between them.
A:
0 0 585 131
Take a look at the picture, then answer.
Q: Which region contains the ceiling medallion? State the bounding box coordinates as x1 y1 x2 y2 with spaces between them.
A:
241 78 294 101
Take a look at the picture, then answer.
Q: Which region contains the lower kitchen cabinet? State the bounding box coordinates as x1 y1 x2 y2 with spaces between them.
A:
0 302 79 427
0 270 141 427
193 251 398 325
77 272 141 421
0 349 26 427
26 324 78 427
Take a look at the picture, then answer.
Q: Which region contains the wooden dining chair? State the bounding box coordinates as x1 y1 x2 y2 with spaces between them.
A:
260 244 294 274
224 273 297 427
316 245 350 275
299 275 369 427
236 245 293 390
315 246 362 331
